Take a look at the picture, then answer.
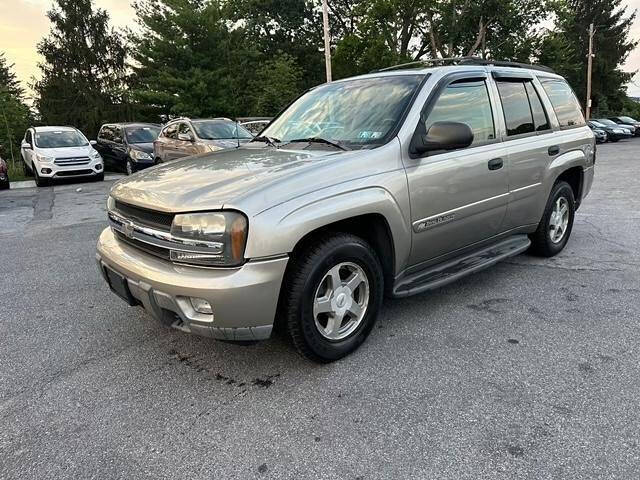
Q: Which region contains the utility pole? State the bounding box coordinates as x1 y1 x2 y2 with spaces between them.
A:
321 0 332 82
585 23 595 120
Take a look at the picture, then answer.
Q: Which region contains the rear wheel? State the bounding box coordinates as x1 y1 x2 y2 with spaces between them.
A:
282 233 384 363
529 181 575 257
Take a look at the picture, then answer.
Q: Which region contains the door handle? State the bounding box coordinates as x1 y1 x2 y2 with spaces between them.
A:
548 145 560 156
488 158 503 170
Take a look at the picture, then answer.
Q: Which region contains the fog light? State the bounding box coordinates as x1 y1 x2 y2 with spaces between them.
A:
41 168 52 174
190 297 213 315
96 164 103 171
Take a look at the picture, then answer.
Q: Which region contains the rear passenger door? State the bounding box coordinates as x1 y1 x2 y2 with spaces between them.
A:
96 125 115 168
491 72 558 229
405 72 509 265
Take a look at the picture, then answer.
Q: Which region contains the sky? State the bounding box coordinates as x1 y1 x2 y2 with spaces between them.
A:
2 0 640 99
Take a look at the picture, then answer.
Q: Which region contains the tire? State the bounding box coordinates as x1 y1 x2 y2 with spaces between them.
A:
33 165 49 187
0 179 8 190
282 233 384 363
529 181 575 257
95 172 104 182
126 159 134 175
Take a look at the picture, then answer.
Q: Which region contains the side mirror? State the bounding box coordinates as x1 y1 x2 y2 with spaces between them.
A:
412 121 474 155
90 140 97 146
21 141 32 149
177 133 193 142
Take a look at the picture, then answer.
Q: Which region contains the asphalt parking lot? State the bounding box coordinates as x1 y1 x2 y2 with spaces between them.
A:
1 142 639 479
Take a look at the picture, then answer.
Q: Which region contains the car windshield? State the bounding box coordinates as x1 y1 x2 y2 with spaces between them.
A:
260 74 424 149
618 116 637 123
126 126 160 144
34 130 88 148
590 121 605 128
192 120 253 140
596 119 616 126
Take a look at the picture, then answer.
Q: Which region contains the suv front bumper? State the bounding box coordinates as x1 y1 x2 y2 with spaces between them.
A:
96 227 288 341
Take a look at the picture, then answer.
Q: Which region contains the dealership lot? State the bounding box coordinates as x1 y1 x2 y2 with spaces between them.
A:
1 142 639 479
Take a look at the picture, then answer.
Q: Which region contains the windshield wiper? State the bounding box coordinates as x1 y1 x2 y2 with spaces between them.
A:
251 135 280 147
284 137 349 151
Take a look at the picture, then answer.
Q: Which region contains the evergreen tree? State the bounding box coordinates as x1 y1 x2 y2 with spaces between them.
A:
0 53 25 99
538 0 637 114
33 0 127 137
248 53 302 116
0 52 31 164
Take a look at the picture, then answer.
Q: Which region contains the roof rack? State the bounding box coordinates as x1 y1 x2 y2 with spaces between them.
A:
373 56 555 74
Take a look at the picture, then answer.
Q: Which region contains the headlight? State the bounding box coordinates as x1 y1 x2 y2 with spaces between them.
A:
91 149 102 160
107 195 115 211
614 129 624 134
170 211 248 266
130 149 152 161
36 153 54 163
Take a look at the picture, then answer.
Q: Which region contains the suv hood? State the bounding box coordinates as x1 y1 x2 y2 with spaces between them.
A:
38 145 95 158
129 142 154 154
110 146 337 212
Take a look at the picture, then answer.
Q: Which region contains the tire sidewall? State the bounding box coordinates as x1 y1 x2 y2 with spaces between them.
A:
296 241 383 362
542 182 575 255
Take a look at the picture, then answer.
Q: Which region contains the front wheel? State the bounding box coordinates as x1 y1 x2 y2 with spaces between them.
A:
126 159 134 175
529 181 575 257
282 233 384 363
33 165 49 187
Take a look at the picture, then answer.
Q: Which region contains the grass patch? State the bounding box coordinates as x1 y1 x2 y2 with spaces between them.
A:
7 161 30 183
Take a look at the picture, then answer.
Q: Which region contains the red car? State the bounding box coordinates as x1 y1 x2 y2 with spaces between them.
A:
0 156 9 190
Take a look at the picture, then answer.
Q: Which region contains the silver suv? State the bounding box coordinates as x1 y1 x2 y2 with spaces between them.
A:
153 117 253 163
97 60 595 362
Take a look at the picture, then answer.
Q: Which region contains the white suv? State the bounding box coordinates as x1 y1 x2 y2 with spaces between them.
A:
21 126 104 187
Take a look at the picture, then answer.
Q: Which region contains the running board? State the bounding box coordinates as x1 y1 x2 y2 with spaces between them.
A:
392 235 531 298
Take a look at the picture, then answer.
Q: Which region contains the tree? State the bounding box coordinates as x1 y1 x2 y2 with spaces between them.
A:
0 53 31 165
130 0 260 119
0 53 25 99
538 0 637 114
248 53 302 115
33 0 127 138
329 0 550 79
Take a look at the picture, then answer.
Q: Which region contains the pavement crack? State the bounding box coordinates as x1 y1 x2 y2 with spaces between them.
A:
29 188 55 222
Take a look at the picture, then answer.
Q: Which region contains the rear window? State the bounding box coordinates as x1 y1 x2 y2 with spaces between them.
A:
540 79 585 129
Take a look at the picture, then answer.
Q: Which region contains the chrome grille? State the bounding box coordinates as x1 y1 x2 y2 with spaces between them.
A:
54 156 91 166
114 200 173 231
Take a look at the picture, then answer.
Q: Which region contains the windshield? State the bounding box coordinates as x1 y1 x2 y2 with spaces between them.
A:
126 126 160 144
596 119 616 126
619 116 637 123
34 130 88 148
192 120 253 140
260 75 424 149
590 121 605 128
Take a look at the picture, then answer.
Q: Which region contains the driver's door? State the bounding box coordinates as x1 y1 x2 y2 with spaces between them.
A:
404 73 509 266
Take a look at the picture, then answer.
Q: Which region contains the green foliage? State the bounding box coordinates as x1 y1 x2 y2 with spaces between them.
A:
0 54 31 166
538 0 638 114
32 0 128 138
248 53 302 116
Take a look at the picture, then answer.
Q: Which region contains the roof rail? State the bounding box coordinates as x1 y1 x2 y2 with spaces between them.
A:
373 56 555 74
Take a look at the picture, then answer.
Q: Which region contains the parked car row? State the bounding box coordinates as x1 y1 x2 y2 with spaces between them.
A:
15 118 267 187
588 116 640 143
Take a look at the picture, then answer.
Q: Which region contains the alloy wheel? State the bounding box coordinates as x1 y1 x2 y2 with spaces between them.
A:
312 262 370 341
549 196 569 243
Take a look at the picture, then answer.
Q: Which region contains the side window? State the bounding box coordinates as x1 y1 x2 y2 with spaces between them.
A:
425 79 495 145
163 124 178 139
113 126 123 143
496 81 534 136
540 79 585 129
98 125 112 142
25 130 32 144
525 83 551 131
178 122 192 138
